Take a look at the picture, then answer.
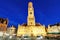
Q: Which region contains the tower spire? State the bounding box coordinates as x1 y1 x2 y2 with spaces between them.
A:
27 2 35 26
28 2 33 8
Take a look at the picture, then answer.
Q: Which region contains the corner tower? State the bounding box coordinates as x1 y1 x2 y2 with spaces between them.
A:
27 2 35 26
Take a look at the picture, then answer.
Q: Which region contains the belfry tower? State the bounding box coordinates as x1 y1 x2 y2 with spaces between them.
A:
17 2 46 37
27 2 35 26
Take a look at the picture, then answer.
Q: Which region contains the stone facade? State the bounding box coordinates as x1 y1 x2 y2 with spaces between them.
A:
7 25 16 35
17 2 46 37
47 25 60 33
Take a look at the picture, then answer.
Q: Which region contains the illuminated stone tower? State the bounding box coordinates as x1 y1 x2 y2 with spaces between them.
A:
27 2 35 26
17 2 46 37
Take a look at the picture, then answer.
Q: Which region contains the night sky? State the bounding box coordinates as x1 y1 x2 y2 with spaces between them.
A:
0 0 60 27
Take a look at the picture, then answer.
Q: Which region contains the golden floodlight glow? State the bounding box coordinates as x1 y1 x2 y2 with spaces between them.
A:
17 2 47 37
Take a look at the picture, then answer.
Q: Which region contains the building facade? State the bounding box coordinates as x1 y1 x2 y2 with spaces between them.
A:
0 18 8 32
7 25 16 35
17 2 46 37
47 24 60 33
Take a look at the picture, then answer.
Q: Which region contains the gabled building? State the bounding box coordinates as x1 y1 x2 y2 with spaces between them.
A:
0 18 8 32
7 25 16 35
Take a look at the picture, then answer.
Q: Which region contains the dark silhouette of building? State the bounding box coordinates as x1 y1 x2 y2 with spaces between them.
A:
0 18 8 32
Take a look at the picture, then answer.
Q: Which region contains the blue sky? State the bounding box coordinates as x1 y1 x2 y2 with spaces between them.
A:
0 0 60 27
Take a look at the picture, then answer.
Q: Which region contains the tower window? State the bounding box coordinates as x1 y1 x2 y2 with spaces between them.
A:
31 22 32 24
30 12 32 14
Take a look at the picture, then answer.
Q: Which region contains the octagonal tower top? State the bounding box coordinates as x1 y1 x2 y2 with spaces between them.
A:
28 2 33 8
